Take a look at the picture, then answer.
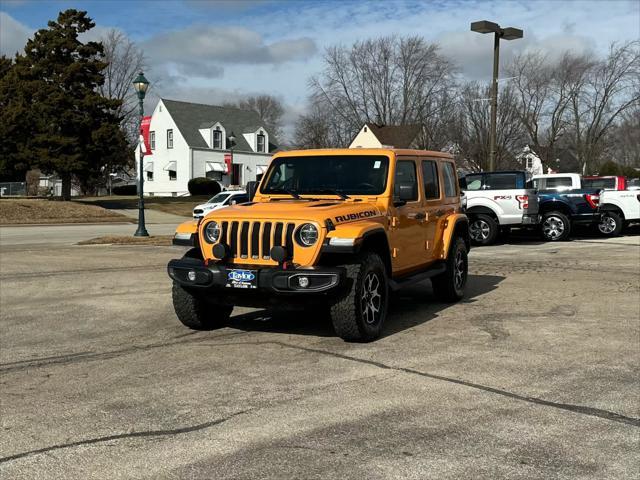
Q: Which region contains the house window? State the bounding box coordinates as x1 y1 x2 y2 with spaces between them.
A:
150 131 155 150
167 129 173 149
526 157 533 169
146 171 153 181
169 170 176 181
257 133 265 153
213 128 222 149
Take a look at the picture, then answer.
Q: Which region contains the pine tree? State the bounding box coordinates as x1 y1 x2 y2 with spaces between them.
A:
0 10 131 199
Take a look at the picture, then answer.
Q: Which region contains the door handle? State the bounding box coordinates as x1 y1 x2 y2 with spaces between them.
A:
408 212 426 220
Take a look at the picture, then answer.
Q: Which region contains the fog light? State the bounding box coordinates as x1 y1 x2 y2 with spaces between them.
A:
298 276 309 288
187 270 197 282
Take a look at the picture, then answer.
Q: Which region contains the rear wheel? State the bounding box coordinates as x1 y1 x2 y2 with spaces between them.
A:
541 211 571 241
431 237 468 302
330 252 389 342
469 214 498 246
598 211 623 236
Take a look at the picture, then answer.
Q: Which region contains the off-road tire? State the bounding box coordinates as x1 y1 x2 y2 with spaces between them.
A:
431 237 468 302
598 211 623 236
330 252 388 342
172 283 233 330
541 211 571 241
469 214 498 246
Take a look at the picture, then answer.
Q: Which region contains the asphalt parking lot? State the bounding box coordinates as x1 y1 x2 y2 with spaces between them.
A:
0 225 638 479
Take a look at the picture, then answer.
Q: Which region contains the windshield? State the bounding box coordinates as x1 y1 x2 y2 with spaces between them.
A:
208 193 231 204
261 155 390 196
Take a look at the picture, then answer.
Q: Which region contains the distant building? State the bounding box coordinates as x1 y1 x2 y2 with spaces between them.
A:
135 99 278 196
349 123 421 149
517 145 544 176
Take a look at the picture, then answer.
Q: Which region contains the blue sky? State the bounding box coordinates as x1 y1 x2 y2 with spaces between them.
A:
1 0 639 137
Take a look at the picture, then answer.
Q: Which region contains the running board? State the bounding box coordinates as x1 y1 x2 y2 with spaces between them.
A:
389 261 446 292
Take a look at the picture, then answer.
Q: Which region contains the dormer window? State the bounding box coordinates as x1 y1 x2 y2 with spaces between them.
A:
213 128 222 149
257 132 265 153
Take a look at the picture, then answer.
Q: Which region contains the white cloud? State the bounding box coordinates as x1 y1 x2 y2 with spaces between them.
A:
0 11 30 56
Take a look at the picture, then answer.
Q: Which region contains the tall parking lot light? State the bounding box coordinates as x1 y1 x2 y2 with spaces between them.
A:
132 71 150 237
471 20 523 172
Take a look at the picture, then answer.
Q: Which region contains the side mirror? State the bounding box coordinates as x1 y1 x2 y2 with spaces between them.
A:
230 200 237 205
246 181 258 201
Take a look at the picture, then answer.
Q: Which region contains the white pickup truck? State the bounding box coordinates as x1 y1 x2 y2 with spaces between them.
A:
598 190 640 235
460 170 539 245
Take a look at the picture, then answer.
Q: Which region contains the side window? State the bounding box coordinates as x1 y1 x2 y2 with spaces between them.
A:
421 160 440 199
484 173 519 190
442 162 457 197
167 129 173 149
546 177 572 189
465 174 483 191
394 160 418 201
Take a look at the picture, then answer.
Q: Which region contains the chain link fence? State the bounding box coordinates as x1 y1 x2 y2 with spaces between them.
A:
0 182 26 197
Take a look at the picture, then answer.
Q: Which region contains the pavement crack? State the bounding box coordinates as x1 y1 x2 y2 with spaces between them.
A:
202 340 640 428
0 409 251 464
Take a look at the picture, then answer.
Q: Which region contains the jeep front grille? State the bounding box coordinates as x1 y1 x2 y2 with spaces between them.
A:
220 220 297 261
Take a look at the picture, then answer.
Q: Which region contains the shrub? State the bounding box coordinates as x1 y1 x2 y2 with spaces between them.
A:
188 177 221 196
112 184 137 195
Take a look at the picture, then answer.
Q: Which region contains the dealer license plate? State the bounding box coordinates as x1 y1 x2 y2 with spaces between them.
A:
226 269 258 289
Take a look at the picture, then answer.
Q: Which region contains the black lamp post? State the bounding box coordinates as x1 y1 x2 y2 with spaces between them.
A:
471 20 523 172
228 131 236 185
132 71 150 237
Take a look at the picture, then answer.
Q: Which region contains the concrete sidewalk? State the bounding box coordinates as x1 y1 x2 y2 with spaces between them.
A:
115 208 190 225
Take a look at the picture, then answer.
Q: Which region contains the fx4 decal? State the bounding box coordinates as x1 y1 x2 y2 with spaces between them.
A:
335 210 378 223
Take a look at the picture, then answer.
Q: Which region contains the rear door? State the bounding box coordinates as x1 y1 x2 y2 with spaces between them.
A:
420 159 443 260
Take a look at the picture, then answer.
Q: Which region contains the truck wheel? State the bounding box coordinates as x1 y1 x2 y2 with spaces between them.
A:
598 211 623 236
330 252 388 342
431 237 468 302
172 282 233 330
469 214 498 245
541 211 571 241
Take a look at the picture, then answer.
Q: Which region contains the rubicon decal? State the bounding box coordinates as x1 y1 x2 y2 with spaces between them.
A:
335 210 378 223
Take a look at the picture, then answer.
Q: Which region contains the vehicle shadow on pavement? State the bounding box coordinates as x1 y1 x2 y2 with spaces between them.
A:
226 274 505 340
492 223 640 247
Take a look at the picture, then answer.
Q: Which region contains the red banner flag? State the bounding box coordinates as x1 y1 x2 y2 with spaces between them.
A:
224 153 232 174
141 116 152 156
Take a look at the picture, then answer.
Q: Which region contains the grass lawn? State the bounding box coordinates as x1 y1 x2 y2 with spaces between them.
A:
77 195 209 217
77 235 173 246
0 199 131 225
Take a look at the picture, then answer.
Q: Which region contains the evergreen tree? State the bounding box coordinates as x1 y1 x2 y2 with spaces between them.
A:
0 10 131 199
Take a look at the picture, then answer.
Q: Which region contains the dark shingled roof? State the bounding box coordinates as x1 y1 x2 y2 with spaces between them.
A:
161 99 277 152
365 123 421 148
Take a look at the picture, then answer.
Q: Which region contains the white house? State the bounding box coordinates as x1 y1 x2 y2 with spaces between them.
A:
349 123 421 149
135 99 277 196
517 145 544 176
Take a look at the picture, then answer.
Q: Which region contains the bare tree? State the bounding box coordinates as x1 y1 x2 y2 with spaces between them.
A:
235 94 285 140
566 41 640 173
98 29 145 143
452 82 526 171
306 35 457 148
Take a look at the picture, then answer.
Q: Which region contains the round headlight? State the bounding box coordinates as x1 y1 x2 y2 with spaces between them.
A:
204 221 221 243
296 223 318 247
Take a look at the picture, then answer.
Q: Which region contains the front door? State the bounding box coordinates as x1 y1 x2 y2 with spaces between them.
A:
389 159 427 274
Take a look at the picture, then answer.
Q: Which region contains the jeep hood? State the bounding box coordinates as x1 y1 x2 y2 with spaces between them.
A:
204 199 384 225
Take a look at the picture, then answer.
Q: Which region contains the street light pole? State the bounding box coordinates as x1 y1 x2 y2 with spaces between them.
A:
471 20 523 172
228 131 236 185
132 71 150 237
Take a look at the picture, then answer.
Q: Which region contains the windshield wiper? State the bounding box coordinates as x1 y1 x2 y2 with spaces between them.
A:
269 188 301 200
310 188 350 200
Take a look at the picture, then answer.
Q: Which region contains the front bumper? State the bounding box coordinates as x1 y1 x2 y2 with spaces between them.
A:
168 258 346 300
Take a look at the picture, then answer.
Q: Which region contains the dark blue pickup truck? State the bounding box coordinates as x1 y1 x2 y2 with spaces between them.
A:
535 189 601 241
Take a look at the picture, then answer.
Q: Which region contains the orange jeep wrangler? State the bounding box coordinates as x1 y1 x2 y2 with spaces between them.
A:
168 149 470 342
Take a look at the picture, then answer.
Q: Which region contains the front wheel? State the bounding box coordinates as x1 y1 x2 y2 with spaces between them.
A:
469 214 498 246
598 211 623 236
172 283 233 330
330 252 389 342
431 237 468 302
541 211 571 241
